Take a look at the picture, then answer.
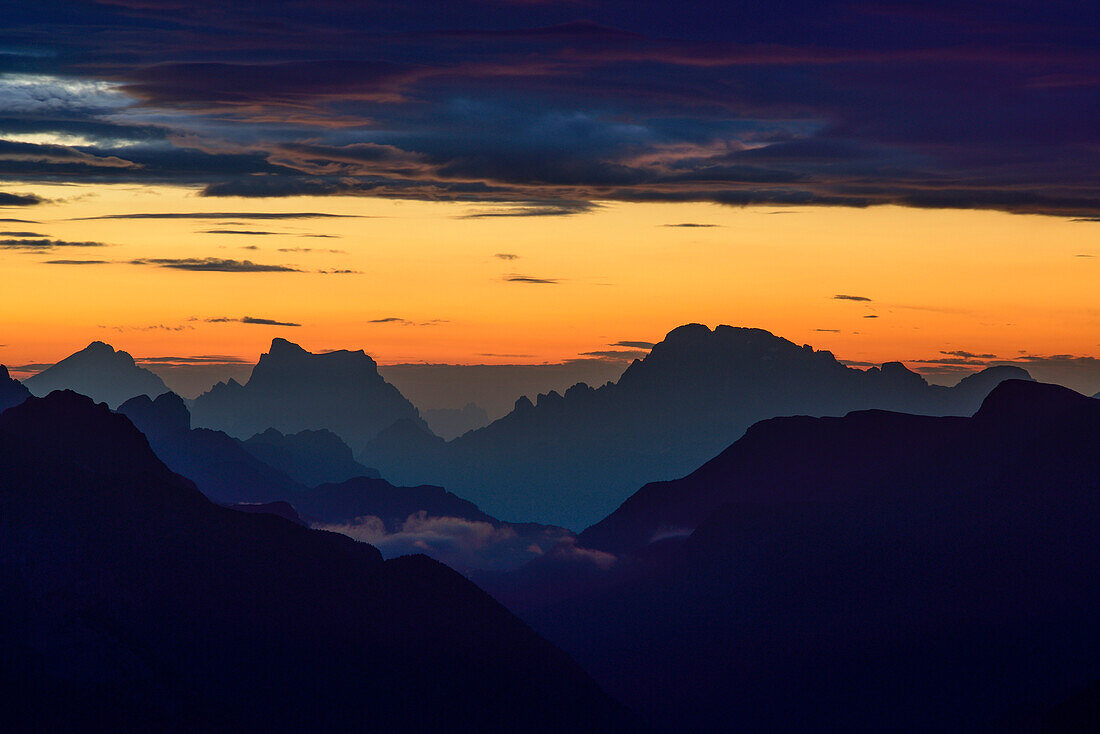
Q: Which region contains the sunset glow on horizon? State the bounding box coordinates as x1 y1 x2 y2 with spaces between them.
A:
3 183 1096 393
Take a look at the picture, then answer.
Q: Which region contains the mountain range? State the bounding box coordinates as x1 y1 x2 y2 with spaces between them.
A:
242 427 380 486
362 324 1033 527
483 380 1100 732
23 341 168 408
190 337 427 448
116 390 570 571
0 390 636 731
118 391 306 504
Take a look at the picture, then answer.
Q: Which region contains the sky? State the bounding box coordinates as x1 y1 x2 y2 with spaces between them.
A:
1 1 1097 397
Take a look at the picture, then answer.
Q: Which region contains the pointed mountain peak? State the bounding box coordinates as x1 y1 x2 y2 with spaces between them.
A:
0 364 32 413
268 337 307 356
23 341 168 408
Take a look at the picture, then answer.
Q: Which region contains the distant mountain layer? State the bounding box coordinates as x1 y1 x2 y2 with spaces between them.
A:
0 365 30 413
191 337 427 448
363 324 1033 528
119 392 305 504
119 391 569 572
0 391 636 732
491 380 1100 733
23 341 168 408
243 427 380 487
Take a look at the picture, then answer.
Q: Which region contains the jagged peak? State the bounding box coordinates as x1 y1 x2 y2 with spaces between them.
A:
268 337 307 355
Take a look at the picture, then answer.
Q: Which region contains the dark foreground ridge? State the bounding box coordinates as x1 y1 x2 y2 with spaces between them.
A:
485 380 1100 733
0 390 637 732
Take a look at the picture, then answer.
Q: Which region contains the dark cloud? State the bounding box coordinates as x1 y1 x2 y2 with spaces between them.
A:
0 139 137 169
580 349 648 361
370 317 407 323
662 223 720 227
611 340 656 349
814 329 841 333
0 238 107 250
462 202 596 218
863 314 879 318
504 274 558 284
0 193 44 206
494 253 519 260
834 294 872 302
202 316 298 325
0 231 45 237
241 316 301 327
0 2 1097 216
74 212 358 221
0 218 39 223
43 259 109 265
200 229 280 235
131 258 301 272
317 268 361 274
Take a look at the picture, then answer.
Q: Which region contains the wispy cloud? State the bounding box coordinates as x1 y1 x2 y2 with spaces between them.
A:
202 316 301 326
834 294 872 302
611 340 655 349
200 229 281 235
131 257 301 272
137 355 251 364
368 316 447 326
44 259 110 265
494 253 520 260
462 202 595 218
504 274 558 284
1 238 108 250
662 222 720 227
75 212 359 221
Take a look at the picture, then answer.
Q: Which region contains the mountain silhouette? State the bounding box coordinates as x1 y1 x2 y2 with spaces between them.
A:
243 427 380 487
488 380 1100 733
0 365 30 413
22 341 168 408
362 324 1034 528
191 337 428 448
118 391 305 504
0 390 636 732
119 390 568 571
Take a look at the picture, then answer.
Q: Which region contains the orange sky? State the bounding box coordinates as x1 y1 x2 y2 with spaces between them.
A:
2 183 1097 385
